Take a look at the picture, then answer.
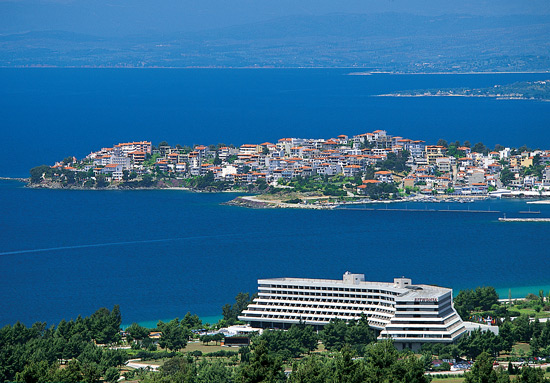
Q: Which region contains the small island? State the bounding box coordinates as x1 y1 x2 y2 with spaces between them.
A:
28 129 550 208
379 80 550 101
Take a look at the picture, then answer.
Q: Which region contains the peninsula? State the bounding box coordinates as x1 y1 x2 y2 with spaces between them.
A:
29 131 550 207
378 80 550 101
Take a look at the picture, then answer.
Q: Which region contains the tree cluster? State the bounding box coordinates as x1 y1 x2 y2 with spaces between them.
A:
464 351 550 383
319 316 377 356
363 182 399 200
0 306 126 383
291 340 429 383
183 172 230 191
454 286 500 319
256 322 318 359
379 151 410 173
221 292 256 326
156 318 192 352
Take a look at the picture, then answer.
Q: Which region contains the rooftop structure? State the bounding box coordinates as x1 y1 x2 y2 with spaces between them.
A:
238 272 466 351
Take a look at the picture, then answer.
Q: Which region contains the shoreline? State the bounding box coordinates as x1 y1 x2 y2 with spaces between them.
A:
349 70 550 76
4 180 550 208
375 93 549 101
105 283 550 330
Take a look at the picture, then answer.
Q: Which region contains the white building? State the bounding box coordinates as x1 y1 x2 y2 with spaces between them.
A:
239 272 466 351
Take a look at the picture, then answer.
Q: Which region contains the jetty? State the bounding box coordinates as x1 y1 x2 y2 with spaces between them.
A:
498 217 550 222
335 205 500 213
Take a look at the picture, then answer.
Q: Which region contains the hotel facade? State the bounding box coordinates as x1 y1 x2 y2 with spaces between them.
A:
238 272 466 351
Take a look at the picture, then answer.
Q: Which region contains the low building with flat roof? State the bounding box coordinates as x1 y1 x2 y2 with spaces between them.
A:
238 272 466 351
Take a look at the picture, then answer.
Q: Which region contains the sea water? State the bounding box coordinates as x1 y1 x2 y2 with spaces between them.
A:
1 68 550 177
1 69 550 327
1 179 550 327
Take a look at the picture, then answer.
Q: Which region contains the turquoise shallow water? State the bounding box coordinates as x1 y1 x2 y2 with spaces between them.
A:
1 69 549 327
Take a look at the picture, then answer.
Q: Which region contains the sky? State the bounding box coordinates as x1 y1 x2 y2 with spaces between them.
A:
2 0 550 36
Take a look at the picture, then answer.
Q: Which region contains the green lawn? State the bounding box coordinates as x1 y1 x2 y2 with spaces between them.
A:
514 308 550 319
185 341 229 353
431 377 464 383
512 342 531 355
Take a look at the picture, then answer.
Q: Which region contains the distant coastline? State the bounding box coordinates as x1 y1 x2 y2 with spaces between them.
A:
2 66 550 74
374 79 550 102
376 93 550 102
348 70 550 76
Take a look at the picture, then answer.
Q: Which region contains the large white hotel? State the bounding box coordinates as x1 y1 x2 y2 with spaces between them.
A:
238 272 467 351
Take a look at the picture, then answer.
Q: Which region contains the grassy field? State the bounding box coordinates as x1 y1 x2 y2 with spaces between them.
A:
431 377 464 383
185 341 229 353
512 342 531 355
515 308 550 319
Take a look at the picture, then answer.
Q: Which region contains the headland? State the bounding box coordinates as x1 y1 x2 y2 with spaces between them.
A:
27 128 550 209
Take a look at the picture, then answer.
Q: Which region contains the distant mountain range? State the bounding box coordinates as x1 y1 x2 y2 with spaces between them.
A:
1 13 549 71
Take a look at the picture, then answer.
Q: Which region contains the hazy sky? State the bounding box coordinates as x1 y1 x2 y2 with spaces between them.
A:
2 0 550 36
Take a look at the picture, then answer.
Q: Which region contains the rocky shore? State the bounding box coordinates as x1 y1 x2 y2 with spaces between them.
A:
223 195 336 209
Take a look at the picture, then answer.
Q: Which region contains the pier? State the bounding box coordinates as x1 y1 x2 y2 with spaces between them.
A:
498 217 550 222
335 206 500 213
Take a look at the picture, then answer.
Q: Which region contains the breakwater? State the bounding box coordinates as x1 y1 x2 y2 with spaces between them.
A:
498 217 550 222
336 206 500 213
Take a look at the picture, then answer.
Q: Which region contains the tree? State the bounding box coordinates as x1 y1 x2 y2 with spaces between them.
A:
258 323 318 359
55 360 83 383
344 316 377 356
454 287 499 319
334 345 365 383
498 320 515 352
213 152 222 165
81 362 102 383
472 142 488 155
140 173 154 187
88 306 121 344
125 323 149 342
500 167 515 186
196 360 233 383
95 175 108 188
392 352 432 383
29 165 52 184
103 367 119 383
62 156 74 165
437 139 449 148
289 355 333 383
181 312 202 329
238 339 285 383
160 356 195 382
222 292 255 325
363 339 398 383
516 365 546 383
15 360 52 383
463 352 509 383
320 318 348 351
157 318 190 352
212 333 224 345
512 315 532 343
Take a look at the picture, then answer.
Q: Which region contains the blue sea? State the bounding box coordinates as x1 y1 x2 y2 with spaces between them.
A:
1 69 550 327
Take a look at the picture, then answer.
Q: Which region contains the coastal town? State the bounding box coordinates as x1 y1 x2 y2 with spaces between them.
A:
30 130 550 203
